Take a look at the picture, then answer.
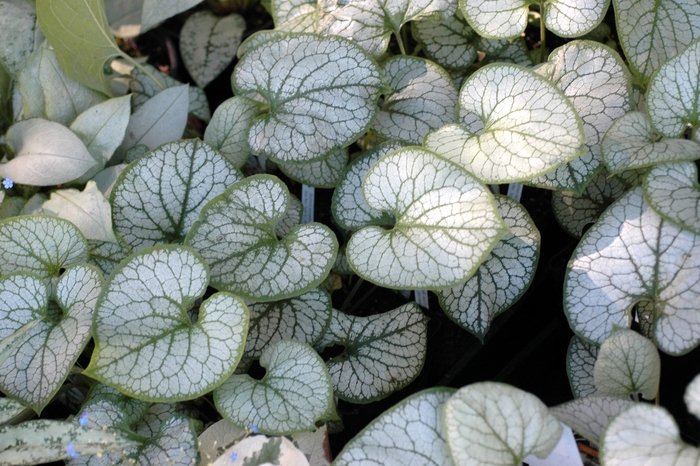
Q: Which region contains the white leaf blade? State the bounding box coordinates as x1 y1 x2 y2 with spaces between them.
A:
1 119 100 186
644 162 700 236
566 336 600 398
203 96 261 169
550 395 633 446
69 95 131 165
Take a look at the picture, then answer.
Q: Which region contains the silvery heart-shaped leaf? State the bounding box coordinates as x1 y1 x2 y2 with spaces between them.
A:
185 175 338 302
550 395 632 446
600 111 700 173
0 0 42 77
0 321 40 372
140 0 201 32
111 138 242 250
272 0 317 32
315 303 428 403
648 38 700 138
232 34 385 163
600 404 700 465
460 0 608 39
236 30 290 59
0 265 102 412
203 97 262 169
425 63 585 183
86 246 249 401
478 36 533 66
69 96 131 165
529 41 631 193
130 63 211 123
18 42 106 126
1 118 100 186
115 85 189 161
92 164 127 198
613 0 700 82
412 11 479 70
346 147 506 289
245 289 332 360
444 382 562 466
132 414 199 466
276 147 348 188
87 236 132 277
0 397 30 425
565 186 700 355
566 336 600 398
215 339 336 435
331 140 405 231
373 56 457 145
0 273 46 341
180 11 245 88
317 0 457 56
0 420 137 465
685 373 700 419
42 181 117 243
0 215 88 278
593 328 660 400
437 195 539 341
552 169 628 238
275 195 303 239
644 162 700 236
333 388 455 466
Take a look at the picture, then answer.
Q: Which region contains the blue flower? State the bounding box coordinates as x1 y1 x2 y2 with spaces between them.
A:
79 412 88 427
2 178 12 189
230 451 238 462
249 424 258 434
66 442 79 459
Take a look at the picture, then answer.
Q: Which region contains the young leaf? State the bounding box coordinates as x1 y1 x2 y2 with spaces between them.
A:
373 56 458 145
105 0 142 37
203 96 261 169
529 41 631 193
331 140 406 231
460 0 609 39
86 245 249 401
425 63 585 183
0 419 137 465
684 373 700 420
17 41 107 126
130 63 211 123
317 0 457 56
69 95 131 165
444 382 562 466
0 215 88 278
111 138 243 250
593 329 660 400
315 303 428 403
244 288 332 360
346 147 507 289
0 0 43 77
185 175 338 302
613 0 700 82
644 162 700 235
600 404 700 465
36 0 127 95
214 339 336 435
140 0 202 32
0 265 102 413
437 195 540 342
412 11 479 70
115 85 189 162
647 38 700 138
550 395 632 446
180 11 246 88
566 335 600 398
43 181 117 243
1 118 100 186
564 186 700 355
600 111 700 173
552 169 628 238
276 147 348 188
333 388 455 466
232 34 385 163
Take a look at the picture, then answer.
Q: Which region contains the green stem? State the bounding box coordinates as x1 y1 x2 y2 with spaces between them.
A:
395 29 407 55
119 51 166 90
340 277 364 313
539 3 547 64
